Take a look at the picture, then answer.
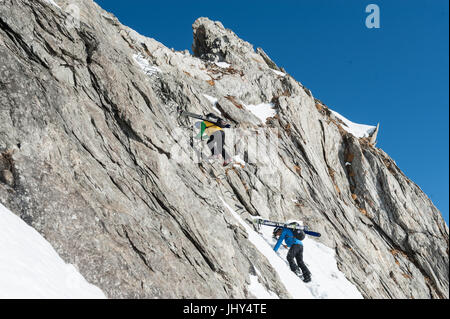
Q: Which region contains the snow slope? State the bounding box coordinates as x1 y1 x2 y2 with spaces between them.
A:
248 268 279 299
0 203 106 299
221 199 363 299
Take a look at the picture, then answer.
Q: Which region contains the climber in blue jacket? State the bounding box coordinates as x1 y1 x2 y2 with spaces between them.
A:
273 222 311 283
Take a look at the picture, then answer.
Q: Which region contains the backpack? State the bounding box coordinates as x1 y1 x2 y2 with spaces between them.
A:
205 113 230 128
292 228 305 241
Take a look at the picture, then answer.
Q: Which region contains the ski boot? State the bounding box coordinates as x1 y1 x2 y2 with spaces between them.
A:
223 158 232 167
294 269 303 280
302 272 311 283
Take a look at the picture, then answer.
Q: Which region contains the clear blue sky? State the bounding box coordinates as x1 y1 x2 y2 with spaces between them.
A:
95 0 449 224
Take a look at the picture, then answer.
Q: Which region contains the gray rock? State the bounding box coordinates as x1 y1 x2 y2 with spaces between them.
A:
0 0 447 299
0 169 14 187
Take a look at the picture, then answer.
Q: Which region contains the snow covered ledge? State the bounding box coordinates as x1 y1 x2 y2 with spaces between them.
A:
330 109 378 141
0 203 106 299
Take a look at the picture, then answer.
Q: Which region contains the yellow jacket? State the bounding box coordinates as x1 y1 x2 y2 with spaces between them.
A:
204 121 222 136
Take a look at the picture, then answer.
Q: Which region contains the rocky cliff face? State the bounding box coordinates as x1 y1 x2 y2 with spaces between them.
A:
0 0 448 299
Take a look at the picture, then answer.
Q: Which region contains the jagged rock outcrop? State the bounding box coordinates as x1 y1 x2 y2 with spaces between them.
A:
0 0 448 299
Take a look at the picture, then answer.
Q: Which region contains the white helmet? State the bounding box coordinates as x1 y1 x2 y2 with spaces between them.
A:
287 220 303 227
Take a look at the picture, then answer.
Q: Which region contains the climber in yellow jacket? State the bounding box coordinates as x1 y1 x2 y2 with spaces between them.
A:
196 113 232 166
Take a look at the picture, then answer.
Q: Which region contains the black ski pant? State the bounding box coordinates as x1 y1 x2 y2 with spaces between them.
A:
207 130 230 161
287 244 310 276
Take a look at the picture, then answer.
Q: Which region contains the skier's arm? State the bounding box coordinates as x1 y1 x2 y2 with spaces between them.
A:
195 122 208 140
273 230 286 252
200 121 206 137
217 118 231 128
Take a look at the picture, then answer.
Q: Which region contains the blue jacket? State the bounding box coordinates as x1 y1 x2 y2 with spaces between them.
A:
274 228 303 252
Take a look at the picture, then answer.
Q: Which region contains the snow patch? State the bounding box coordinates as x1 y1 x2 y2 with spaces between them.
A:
44 0 61 9
232 155 246 168
271 69 286 77
203 94 222 113
133 53 161 76
0 203 106 299
330 110 376 138
244 103 276 123
203 94 218 105
215 62 231 69
248 269 279 299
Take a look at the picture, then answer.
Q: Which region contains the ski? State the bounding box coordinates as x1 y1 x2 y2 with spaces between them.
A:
304 230 321 238
253 218 321 237
181 111 229 128
253 218 308 231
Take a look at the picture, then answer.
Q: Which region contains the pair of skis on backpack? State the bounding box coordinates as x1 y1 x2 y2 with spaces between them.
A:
181 111 231 128
252 218 321 237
